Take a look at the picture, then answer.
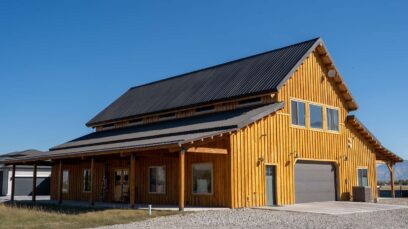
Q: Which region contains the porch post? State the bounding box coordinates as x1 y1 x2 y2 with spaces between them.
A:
58 160 63 204
179 149 186 211
90 157 95 205
32 163 37 203
130 153 136 208
11 164 16 203
388 162 395 198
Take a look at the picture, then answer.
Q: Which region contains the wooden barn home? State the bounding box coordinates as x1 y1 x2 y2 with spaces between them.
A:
5 38 402 210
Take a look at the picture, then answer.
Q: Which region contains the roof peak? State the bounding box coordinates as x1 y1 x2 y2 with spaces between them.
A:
129 37 321 91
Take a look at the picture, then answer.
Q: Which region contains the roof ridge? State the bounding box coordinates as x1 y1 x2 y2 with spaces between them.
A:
129 37 321 91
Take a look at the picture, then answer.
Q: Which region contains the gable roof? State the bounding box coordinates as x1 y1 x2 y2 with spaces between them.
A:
87 38 357 127
4 103 284 163
0 149 43 163
347 116 403 163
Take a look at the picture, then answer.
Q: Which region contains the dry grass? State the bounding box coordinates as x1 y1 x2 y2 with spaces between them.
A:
0 203 177 229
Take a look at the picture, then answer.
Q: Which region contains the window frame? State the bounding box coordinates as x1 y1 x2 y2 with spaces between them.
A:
148 166 166 194
357 168 369 187
62 170 69 193
309 103 324 130
83 169 91 193
326 107 340 132
192 162 214 196
290 99 306 128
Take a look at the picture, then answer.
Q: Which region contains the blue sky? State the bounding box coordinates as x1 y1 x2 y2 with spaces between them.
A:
0 1 407 159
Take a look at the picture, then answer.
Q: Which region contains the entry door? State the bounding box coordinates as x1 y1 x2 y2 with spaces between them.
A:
114 169 129 202
266 165 276 206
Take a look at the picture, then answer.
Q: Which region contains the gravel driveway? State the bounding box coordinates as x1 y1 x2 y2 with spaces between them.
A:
96 200 408 229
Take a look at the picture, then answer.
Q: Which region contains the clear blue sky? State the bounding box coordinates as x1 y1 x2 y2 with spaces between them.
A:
0 1 407 159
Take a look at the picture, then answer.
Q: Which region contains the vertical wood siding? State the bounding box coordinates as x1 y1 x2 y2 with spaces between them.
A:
230 51 378 207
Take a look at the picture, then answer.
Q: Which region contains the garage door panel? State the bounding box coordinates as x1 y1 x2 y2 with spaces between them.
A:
15 177 50 196
295 161 336 203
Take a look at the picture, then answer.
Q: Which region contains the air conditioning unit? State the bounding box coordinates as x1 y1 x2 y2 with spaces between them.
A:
353 186 372 202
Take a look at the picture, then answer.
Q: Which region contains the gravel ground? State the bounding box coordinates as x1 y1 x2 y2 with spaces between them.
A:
97 206 408 229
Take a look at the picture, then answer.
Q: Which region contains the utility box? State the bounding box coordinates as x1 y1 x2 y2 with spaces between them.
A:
353 186 372 202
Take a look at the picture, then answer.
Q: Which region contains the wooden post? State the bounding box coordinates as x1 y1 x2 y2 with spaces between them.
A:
32 164 37 203
11 164 16 203
179 149 186 211
90 158 95 205
58 160 63 204
130 154 136 208
388 163 395 198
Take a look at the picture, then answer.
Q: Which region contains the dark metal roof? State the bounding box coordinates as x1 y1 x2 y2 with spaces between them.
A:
5 103 284 163
87 38 320 126
0 149 44 164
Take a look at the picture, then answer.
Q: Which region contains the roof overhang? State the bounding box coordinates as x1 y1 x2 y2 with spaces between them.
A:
347 115 403 164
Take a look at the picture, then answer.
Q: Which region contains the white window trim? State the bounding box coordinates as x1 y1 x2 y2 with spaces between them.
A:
148 166 166 194
309 103 324 130
83 169 91 193
192 162 214 196
62 170 69 193
357 167 369 187
290 99 306 128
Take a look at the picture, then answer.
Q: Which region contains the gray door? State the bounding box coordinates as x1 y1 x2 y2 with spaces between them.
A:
295 161 336 203
0 171 3 196
266 165 276 206
14 177 51 196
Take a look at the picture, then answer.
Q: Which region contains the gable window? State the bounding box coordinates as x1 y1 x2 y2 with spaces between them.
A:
327 108 339 131
149 166 166 194
62 170 69 193
310 104 323 129
83 169 91 192
357 168 368 187
192 163 213 195
291 100 306 127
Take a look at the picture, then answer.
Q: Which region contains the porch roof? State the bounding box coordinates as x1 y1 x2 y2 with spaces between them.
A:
4 103 284 163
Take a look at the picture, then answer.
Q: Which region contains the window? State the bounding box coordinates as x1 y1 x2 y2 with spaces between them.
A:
291 100 306 126
327 108 339 131
310 104 323 129
358 168 368 187
62 170 69 193
83 169 91 192
192 163 213 195
149 166 166 194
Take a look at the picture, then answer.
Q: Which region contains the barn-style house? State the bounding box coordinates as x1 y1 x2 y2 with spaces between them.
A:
5 38 402 210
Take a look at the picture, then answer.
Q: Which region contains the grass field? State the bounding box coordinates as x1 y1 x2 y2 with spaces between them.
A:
0 202 177 229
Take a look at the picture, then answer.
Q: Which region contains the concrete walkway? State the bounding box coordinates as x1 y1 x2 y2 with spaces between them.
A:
259 201 408 215
0 195 50 203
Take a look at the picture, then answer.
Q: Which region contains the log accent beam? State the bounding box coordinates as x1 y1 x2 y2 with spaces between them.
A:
179 149 186 211
90 158 95 205
32 164 37 203
187 147 228 155
11 164 16 203
58 160 63 204
129 153 136 208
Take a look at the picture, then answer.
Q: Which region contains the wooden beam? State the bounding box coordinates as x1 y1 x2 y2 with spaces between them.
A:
187 147 228 155
387 163 395 198
32 164 37 203
179 150 185 211
11 164 16 203
129 153 136 208
90 158 95 205
58 160 63 204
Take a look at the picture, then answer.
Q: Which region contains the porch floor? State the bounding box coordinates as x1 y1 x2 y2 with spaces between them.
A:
4 197 229 212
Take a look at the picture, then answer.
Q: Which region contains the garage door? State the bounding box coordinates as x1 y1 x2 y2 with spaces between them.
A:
295 161 336 203
15 177 50 196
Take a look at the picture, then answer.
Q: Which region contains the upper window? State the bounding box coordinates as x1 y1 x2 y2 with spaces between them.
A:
327 108 339 131
310 104 323 129
358 168 368 187
149 166 166 194
192 163 213 195
291 100 306 127
83 169 91 192
62 170 69 193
